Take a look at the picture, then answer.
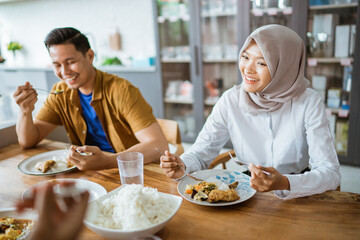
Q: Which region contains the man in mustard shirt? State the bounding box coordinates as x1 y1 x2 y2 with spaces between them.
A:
13 27 168 170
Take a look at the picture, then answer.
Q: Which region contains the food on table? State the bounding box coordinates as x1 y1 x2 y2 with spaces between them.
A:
35 159 56 173
228 181 239 189
185 180 240 203
93 185 174 230
34 157 74 173
208 189 240 203
0 217 34 240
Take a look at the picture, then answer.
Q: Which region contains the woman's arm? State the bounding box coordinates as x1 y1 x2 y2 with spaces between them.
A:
274 93 341 199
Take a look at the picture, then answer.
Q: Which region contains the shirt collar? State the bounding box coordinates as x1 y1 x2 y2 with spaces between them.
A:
69 68 102 106
92 68 103 101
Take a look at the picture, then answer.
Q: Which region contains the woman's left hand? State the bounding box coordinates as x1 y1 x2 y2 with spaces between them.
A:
248 163 290 192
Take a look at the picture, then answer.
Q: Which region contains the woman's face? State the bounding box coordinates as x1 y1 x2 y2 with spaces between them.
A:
239 41 271 93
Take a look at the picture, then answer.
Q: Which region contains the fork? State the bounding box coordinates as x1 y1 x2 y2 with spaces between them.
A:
155 148 203 181
64 143 93 156
228 152 270 175
33 88 64 95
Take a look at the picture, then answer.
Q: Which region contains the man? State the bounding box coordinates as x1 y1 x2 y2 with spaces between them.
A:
13 27 168 170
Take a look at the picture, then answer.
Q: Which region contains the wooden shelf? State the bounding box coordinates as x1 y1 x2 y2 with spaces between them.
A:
203 58 237 63
164 98 193 105
201 11 236 17
307 57 353 65
157 15 190 23
204 99 218 106
326 108 350 118
251 7 293 16
309 3 358 10
161 59 191 63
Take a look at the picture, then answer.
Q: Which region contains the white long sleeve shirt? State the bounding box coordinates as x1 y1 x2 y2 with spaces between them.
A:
181 86 341 200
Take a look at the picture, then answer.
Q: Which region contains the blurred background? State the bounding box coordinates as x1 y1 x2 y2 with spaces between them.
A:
0 0 359 192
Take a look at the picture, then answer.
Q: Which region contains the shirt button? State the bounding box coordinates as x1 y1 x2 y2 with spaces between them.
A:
83 131 86 134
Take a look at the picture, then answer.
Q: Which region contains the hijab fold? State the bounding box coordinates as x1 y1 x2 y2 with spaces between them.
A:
238 24 310 114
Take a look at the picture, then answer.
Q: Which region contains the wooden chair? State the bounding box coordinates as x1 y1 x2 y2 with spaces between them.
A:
157 118 184 156
209 150 235 169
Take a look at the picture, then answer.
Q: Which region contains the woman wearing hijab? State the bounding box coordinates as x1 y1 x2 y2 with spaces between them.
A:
160 24 340 200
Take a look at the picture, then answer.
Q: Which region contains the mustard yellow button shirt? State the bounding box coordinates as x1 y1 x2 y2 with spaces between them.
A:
36 69 156 152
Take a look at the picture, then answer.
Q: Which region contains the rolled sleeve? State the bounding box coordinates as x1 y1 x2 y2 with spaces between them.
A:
35 95 62 125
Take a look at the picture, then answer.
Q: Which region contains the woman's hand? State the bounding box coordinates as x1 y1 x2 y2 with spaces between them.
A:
160 150 186 179
68 145 115 170
16 181 89 240
248 163 290 192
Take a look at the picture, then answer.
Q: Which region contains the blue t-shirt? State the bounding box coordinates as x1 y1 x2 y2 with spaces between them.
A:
78 91 115 153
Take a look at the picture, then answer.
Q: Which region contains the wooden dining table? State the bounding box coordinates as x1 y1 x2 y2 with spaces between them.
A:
0 139 359 240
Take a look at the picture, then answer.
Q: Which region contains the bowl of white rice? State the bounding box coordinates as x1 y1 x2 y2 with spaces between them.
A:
84 184 182 240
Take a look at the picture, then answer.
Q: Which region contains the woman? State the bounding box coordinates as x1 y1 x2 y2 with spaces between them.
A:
160 24 340 199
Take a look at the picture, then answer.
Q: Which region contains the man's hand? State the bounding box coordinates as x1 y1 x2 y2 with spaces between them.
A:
160 150 186 179
67 145 116 170
13 81 38 114
248 163 290 192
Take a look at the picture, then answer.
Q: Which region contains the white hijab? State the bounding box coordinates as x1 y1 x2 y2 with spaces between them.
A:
238 24 310 114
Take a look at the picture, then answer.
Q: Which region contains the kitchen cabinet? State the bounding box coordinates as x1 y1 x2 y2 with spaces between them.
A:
0 68 51 125
0 66 163 130
305 1 360 166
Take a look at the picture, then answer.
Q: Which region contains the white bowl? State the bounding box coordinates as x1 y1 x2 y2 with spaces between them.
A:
84 185 182 240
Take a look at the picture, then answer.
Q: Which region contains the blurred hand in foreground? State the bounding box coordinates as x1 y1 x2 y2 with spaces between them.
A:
16 181 89 240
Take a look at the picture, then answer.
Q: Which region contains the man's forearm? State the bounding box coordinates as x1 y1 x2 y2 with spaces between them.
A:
16 112 40 148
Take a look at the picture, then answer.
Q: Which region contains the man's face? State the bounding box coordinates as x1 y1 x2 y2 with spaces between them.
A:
239 41 271 93
49 43 94 90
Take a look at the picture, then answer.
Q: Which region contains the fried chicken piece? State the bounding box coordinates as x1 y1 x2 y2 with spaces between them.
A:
228 181 239 189
35 160 56 173
208 189 240 203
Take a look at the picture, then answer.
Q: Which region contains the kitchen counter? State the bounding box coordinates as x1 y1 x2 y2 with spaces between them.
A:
0 65 156 72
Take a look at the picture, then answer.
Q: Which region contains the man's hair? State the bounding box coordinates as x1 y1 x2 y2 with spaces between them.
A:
44 27 91 55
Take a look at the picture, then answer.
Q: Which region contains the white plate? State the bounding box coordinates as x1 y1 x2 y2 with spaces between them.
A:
0 207 37 220
18 149 76 176
22 178 107 203
177 169 256 206
0 208 37 239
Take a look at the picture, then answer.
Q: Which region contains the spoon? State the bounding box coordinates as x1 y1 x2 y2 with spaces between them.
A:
228 152 270 175
155 148 204 181
33 88 64 95
64 143 93 156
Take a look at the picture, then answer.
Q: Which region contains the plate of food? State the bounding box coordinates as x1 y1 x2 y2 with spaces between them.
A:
22 178 107 203
17 149 76 176
0 208 37 240
177 169 256 206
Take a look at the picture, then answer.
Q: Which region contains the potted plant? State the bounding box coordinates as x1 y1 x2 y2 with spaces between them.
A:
7 41 22 59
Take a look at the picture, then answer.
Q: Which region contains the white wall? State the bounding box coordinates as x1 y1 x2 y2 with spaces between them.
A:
0 0 155 67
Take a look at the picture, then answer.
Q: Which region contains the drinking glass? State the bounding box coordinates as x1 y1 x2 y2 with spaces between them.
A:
117 152 144 185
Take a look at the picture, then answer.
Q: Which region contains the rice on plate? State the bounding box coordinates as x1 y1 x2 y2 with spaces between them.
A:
84 184 182 239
